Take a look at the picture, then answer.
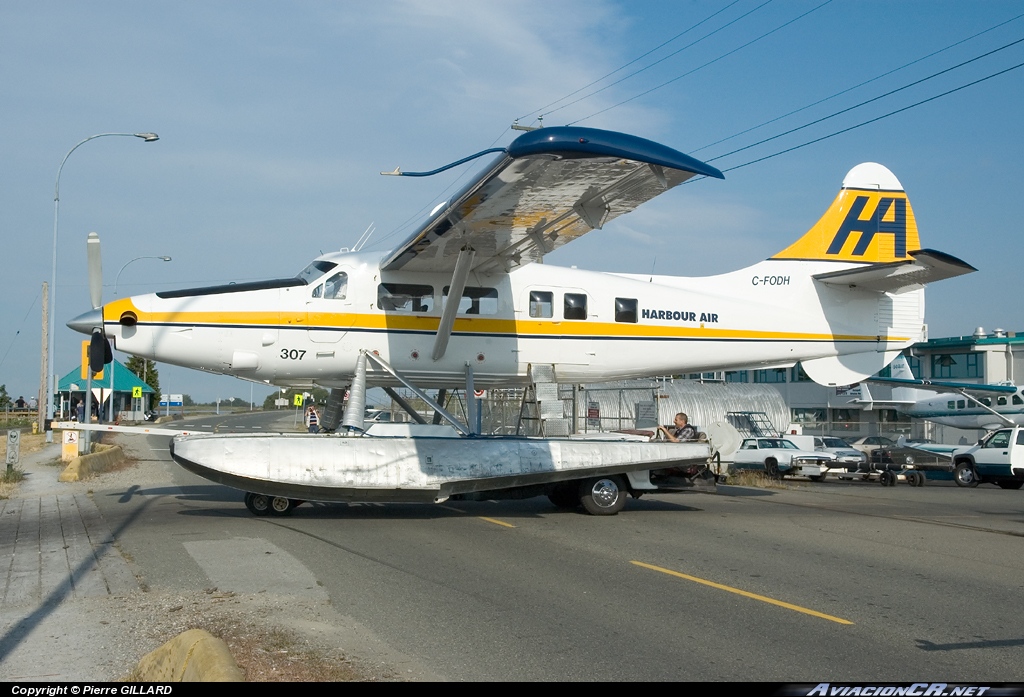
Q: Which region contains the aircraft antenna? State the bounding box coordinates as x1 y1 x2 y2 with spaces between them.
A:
353 222 376 252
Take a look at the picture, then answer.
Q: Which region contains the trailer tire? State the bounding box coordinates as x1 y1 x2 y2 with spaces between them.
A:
244 492 271 517
879 471 896 487
578 476 627 516
548 485 580 510
269 496 295 516
954 462 979 488
997 480 1024 490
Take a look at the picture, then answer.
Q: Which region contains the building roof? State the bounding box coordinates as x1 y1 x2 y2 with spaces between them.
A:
57 360 155 393
913 331 1023 351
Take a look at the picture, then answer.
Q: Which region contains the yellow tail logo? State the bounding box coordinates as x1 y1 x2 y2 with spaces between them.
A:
772 163 920 263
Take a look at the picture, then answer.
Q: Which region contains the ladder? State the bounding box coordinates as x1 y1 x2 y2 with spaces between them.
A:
726 411 780 438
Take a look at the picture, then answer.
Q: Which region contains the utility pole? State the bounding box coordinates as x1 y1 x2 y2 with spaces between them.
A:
38 282 49 436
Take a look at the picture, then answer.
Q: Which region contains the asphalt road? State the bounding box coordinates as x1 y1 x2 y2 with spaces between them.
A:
93 411 1024 681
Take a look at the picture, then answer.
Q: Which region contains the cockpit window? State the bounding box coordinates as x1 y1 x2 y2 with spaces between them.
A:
323 272 347 300
296 260 338 284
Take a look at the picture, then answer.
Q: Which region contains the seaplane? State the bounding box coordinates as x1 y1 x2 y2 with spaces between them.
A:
860 355 1024 431
66 126 977 515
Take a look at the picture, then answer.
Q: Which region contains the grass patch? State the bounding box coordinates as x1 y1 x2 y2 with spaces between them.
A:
722 469 787 489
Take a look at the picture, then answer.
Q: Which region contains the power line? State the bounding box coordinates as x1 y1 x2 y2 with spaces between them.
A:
717 60 1024 174
706 35 1024 162
544 0 778 121
567 0 835 125
691 10 1024 153
518 0 745 123
0 288 41 372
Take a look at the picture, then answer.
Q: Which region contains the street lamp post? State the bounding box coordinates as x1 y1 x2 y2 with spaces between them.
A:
46 132 158 439
109 255 171 420
114 256 172 296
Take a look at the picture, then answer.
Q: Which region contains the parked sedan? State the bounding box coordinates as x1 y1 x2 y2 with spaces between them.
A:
849 435 898 455
819 436 868 469
732 438 836 480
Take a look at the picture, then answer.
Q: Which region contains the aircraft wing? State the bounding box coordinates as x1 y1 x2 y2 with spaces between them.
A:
813 249 976 293
380 127 723 274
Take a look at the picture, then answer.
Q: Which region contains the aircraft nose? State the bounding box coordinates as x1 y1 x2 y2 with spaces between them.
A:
67 308 102 335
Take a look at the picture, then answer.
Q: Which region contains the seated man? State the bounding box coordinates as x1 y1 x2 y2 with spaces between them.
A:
657 412 698 442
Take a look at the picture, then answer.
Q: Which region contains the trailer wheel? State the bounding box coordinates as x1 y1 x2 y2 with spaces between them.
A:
809 473 826 482
953 462 979 488
244 492 271 516
548 485 580 510
879 471 896 487
997 480 1023 490
269 496 295 516
909 471 926 487
578 476 627 516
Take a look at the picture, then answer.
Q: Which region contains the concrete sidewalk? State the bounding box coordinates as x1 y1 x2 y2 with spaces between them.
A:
0 442 141 680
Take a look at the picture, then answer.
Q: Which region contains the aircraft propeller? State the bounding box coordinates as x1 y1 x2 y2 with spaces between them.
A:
86 232 112 374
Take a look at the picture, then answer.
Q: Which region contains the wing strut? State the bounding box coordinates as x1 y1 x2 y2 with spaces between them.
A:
432 247 476 361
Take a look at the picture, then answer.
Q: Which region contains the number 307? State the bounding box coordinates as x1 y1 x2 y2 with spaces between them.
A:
280 349 306 360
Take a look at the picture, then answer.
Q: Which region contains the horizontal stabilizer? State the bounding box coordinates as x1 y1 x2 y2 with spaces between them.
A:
813 249 975 293
866 375 1018 395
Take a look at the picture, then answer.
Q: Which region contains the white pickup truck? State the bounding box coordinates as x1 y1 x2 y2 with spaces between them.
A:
950 426 1024 489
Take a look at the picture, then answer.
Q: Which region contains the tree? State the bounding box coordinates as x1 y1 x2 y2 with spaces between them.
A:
125 356 160 410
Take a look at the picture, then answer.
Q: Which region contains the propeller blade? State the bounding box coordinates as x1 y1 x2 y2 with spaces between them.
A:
87 232 103 311
89 330 110 373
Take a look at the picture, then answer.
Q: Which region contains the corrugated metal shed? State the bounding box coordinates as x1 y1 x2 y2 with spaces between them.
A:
572 379 788 434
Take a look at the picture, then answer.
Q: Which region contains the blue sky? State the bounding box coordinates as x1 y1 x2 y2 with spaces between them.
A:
2 1 1022 403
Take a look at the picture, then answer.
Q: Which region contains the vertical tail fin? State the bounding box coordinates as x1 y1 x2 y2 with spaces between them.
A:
771 163 920 263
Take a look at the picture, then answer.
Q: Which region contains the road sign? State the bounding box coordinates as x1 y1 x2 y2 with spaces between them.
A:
6 431 20 466
132 386 143 398
293 394 304 407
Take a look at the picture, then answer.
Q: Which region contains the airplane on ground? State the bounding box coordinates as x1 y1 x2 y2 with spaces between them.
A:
859 355 1024 430
69 126 977 433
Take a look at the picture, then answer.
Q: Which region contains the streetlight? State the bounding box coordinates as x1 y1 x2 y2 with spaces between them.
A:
109 255 171 421
46 132 159 439
114 256 172 296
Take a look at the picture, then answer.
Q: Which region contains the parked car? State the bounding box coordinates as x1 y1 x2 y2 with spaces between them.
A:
732 437 836 480
849 435 897 455
819 436 868 469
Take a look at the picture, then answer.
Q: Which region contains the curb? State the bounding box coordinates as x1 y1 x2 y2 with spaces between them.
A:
59 444 125 482
129 629 244 681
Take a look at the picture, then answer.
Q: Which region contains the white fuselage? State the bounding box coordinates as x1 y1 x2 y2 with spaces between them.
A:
104 250 924 390
902 390 1024 430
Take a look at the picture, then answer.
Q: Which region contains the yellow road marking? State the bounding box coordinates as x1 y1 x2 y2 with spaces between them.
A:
437 504 513 528
631 561 853 625
479 516 516 528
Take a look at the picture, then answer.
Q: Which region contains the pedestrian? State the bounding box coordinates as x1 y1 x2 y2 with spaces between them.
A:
305 403 321 433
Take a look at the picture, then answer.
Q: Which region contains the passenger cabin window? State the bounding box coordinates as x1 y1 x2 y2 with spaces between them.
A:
998 396 1008 406
1015 395 1024 405
615 297 638 323
377 283 434 313
980 397 992 407
443 286 498 315
957 400 966 409
529 291 553 318
564 293 588 320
